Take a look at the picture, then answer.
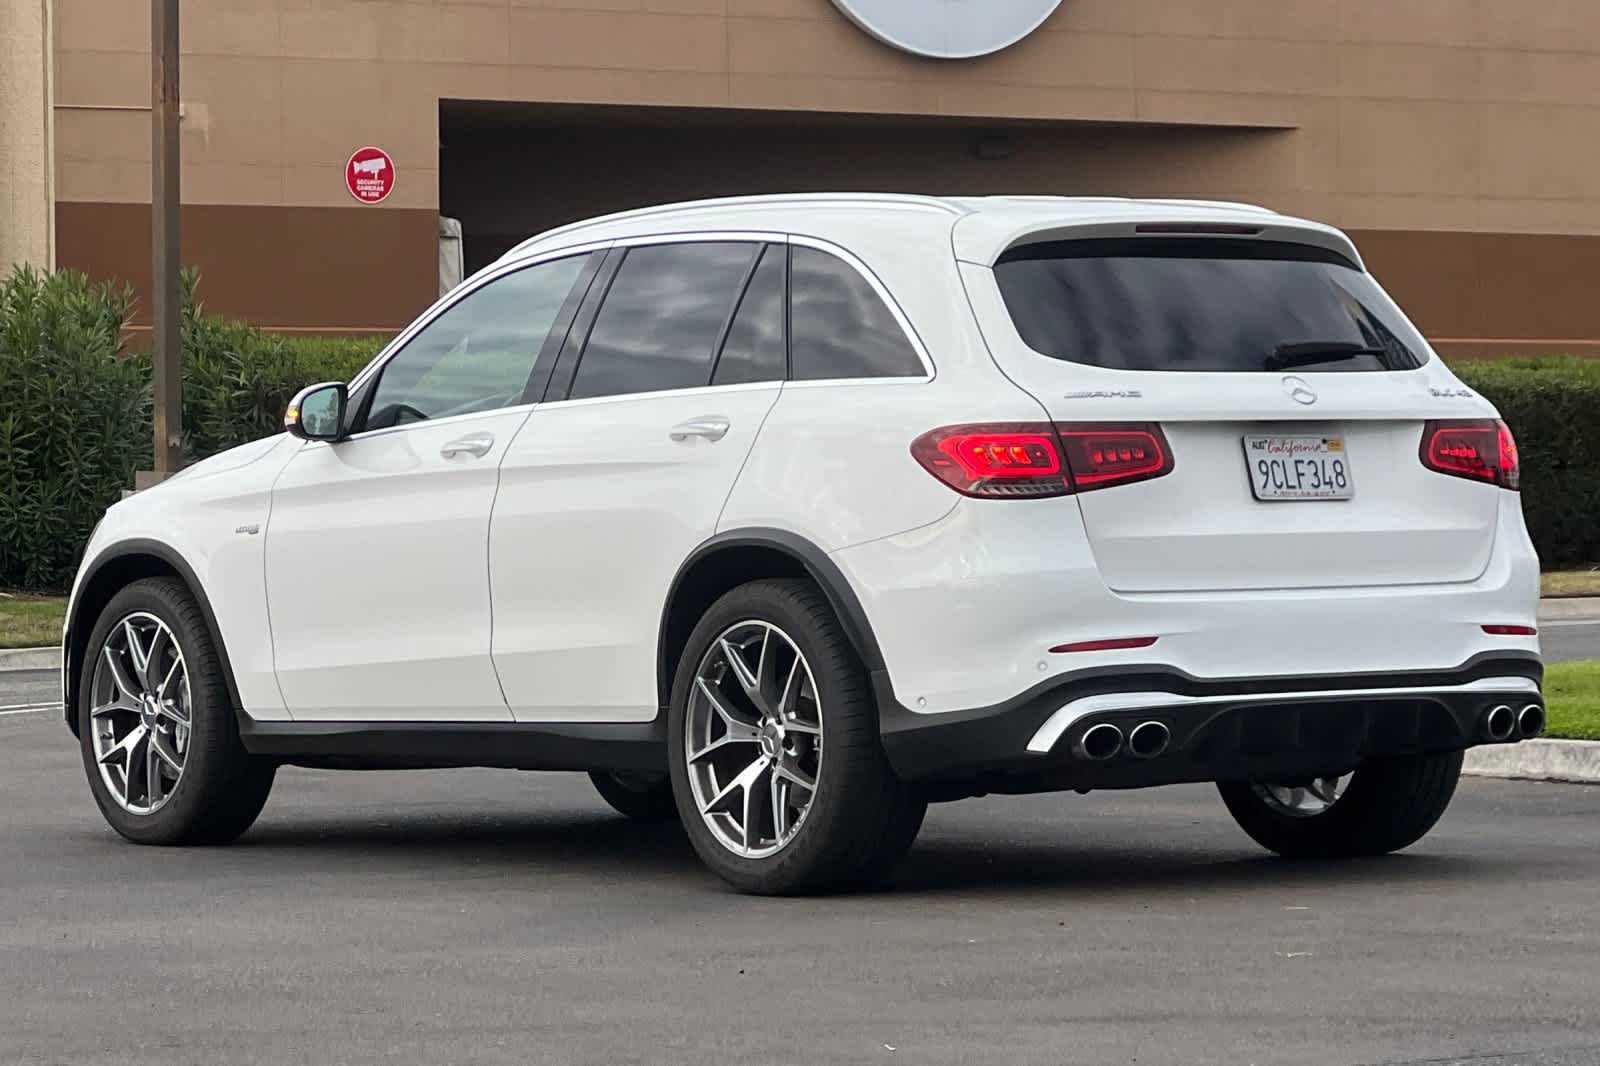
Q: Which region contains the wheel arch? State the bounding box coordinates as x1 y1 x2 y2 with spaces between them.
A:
64 540 243 736
656 529 886 714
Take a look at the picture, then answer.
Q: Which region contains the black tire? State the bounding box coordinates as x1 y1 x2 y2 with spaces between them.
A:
668 578 925 895
78 577 276 845
588 770 678 822
1218 749 1465 859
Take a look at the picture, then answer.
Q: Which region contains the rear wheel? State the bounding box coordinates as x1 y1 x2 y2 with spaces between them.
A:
78 578 275 845
1218 749 1464 859
588 770 677 822
668 579 925 895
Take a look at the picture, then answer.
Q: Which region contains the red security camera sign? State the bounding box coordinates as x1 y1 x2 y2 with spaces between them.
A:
345 146 395 204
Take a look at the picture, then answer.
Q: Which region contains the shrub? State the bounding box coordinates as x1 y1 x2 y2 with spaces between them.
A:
0 267 149 590
180 273 387 456
1452 357 1600 568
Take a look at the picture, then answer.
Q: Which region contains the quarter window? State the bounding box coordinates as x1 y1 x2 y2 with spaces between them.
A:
712 244 787 386
789 245 923 381
362 253 592 431
569 242 761 401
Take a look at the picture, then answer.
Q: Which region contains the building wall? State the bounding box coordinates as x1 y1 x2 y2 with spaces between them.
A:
48 0 1600 352
3 0 54 272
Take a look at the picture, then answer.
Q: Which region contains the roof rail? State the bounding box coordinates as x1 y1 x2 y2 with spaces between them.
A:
501 193 968 261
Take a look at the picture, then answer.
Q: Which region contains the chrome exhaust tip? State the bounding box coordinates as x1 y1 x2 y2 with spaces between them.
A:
1073 723 1124 762
1126 721 1171 760
1483 704 1517 742
1517 704 1546 740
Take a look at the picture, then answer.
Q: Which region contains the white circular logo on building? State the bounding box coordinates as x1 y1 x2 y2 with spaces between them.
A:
831 0 1062 59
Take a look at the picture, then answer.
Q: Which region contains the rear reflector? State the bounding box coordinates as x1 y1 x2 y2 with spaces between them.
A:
1481 624 1537 636
1051 636 1160 653
912 422 1173 498
1421 419 1520 490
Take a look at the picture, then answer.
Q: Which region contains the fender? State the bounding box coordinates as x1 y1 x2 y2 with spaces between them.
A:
656 527 888 707
63 538 245 734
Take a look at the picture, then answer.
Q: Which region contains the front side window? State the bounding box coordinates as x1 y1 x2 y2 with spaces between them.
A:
362 253 592 431
568 242 760 401
790 245 924 381
993 237 1428 373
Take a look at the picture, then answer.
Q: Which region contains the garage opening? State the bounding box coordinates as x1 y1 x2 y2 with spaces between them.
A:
439 100 1289 276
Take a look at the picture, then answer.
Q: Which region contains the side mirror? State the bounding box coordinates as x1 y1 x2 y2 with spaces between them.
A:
284 381 348 442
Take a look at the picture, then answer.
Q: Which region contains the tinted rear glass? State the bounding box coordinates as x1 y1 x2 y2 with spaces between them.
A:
993 238 1428 373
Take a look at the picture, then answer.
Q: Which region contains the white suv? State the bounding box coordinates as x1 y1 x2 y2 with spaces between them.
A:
63 195 1544 894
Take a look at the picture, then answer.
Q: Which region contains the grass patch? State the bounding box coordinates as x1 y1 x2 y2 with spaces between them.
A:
1542 569 1600 598
0 593 65 649
1544 660 1600 741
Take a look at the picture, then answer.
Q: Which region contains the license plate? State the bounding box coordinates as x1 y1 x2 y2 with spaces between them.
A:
1243 435 1353 501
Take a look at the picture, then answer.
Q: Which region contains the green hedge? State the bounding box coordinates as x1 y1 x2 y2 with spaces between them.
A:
1451 357 1600 569
0 265 388 591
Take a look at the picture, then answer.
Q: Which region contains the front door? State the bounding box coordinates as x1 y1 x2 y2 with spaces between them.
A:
264 250 599 721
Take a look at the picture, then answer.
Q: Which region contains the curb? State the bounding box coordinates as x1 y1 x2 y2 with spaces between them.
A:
1538 596 1600 622
1463 739 1600 785
0 646 60 672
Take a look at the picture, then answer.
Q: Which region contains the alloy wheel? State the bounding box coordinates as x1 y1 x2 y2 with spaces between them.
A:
1252 774 1350 819
88 612 192 814
684 620 823 858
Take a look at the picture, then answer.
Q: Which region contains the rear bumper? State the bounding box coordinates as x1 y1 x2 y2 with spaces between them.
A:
877 653 1543 793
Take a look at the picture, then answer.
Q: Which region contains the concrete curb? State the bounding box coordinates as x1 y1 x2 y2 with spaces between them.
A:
1538 596 1600 621
1464 739 1600 785
0 647 60 672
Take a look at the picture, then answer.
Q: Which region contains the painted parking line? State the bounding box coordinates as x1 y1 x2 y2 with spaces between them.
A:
0 705 55 717
1541 619 1600 628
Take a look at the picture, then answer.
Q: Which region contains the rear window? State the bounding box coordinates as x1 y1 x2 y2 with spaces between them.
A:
993 238 1428 373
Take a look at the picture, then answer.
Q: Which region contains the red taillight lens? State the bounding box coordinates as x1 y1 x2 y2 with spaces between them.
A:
1056 423 1174 491
912 422 1173 497
1482 624 1537 636
1421 419 1520 490
910 423 1069 498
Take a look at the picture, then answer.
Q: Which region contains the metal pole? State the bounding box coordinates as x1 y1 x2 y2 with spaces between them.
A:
151 0 182 474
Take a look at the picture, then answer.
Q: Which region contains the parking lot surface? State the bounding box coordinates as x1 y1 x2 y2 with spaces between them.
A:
4 706 1599 1066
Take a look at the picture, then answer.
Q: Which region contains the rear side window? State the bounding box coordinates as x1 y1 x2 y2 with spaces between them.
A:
713 244 787 386
790 245 924 381
569 242 759 400
993 238 1428 373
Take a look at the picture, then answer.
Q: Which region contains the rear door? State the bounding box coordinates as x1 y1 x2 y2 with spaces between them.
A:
489 239 786 723
960 232 1504 593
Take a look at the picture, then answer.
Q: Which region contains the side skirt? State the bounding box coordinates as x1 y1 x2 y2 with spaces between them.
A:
238 717 667 772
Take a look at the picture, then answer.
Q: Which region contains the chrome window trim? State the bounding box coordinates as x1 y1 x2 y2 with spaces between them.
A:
537 380 783 412
1024 675 1543 755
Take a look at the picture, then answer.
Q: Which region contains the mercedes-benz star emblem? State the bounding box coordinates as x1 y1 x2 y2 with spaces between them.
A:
1282 375 1318 405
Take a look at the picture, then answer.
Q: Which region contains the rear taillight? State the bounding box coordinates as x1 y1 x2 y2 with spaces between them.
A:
910 423 1068 498
1055 424 1174 490
911 422 1172 498
1421 419 1520 490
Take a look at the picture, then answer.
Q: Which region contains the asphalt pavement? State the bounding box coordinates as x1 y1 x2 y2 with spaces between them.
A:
3 703 1599 1066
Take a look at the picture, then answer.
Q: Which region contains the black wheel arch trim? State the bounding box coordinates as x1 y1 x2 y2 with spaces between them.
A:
64 538 245 735
656 528 888 708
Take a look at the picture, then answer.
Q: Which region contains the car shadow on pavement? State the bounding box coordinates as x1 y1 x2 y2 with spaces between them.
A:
889 839 1488 898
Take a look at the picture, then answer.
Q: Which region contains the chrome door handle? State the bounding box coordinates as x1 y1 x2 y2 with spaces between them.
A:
440 432 495 459
669 416 730 443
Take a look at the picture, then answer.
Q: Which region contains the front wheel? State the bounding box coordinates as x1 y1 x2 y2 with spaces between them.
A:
1218 749 1464 859
668 579 925 895
78 577 275 845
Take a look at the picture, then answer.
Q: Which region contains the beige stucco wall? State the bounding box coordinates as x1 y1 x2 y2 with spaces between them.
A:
49 0 1600 237
2 0 54 271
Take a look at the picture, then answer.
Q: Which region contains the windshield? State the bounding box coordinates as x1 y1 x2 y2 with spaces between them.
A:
993 237 1429 373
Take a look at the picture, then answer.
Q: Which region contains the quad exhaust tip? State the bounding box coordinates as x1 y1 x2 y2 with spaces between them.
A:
1517 704 1546 740
1483 704 1517 742
1074 723 1124 762
1127 721 1171 760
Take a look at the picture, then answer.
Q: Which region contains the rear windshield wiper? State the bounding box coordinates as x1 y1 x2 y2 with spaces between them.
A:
1265 342 1389 370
